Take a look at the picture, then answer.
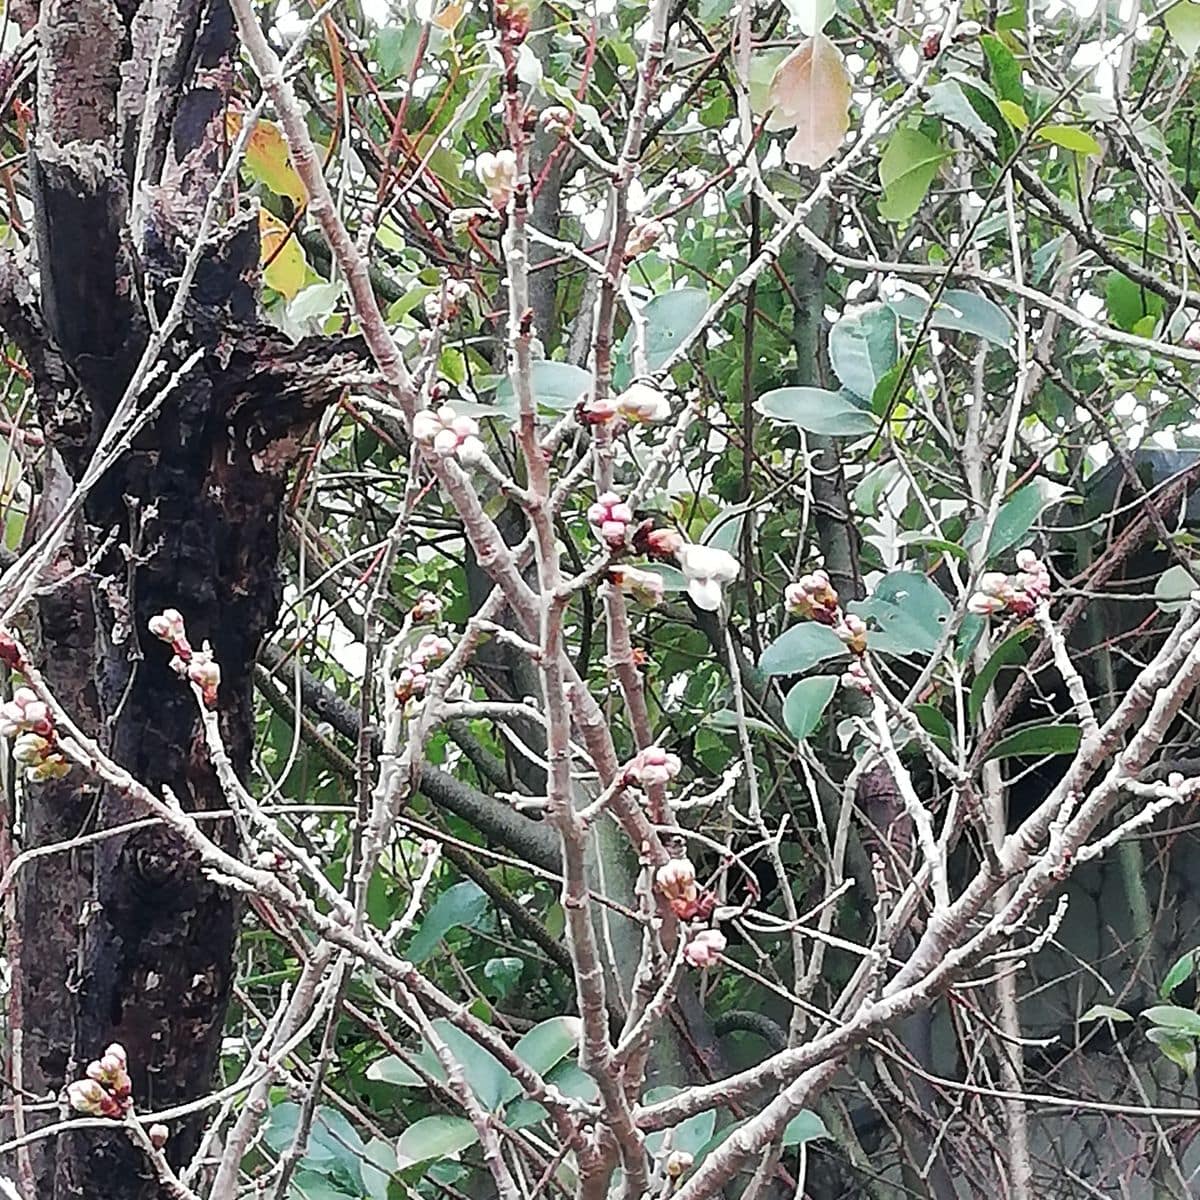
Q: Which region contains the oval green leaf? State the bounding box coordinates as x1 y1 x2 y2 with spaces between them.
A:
759 623 848 675
783 675 839 740
756 387 877 437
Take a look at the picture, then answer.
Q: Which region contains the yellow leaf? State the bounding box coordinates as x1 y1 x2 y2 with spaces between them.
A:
227 111 307 206
766 34 851 169
258 209 308 299
998 99 1029 129
433 2 463 29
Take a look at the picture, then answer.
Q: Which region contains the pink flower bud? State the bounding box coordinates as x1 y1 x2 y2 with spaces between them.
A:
475 149 518 210
67 1078 108 1116
149 1123 169 1149
627 746 682 787
683 928 726 968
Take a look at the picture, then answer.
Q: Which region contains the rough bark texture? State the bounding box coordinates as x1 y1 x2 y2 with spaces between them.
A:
4 3 363 1195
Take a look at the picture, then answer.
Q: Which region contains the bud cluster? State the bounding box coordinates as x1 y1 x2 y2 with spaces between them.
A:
395 633 454 704
475 149 518 211
67 1043 132 1118
148 609 221 708
412 405 486 468
588 492 635 549
785 569 870 691
0 687 70 782
580 381 672 427
967 549 1051 619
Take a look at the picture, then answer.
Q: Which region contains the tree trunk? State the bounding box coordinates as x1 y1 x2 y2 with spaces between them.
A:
3 3 361 1194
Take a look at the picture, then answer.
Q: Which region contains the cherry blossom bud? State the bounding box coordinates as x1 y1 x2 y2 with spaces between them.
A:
476 149 518 211
67 1078 109 1116
456 435 486 466
627 746 682 787
625 219 666 259
952 19 982 40
836 613 869 656
967 592 1006 616
609 565 665 606
683 928 727 968
665 1151 694 1178
920 24 942 57
615 382 671 424
412 593 443 621
677 544 740 612
149 1123 169 1149
1169 772 1186 790
580 395 620 425
540 105 573 134
148 609 186 644
655 858 698 912
636 525 685 560
187 648 221 709
1183 321 1200 351
12 732 50 765
785 570 840 624
841 660 872 694
978 571 1010 597
413 634 453 665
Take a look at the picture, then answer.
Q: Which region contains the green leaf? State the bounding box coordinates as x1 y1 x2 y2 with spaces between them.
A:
375 24 425 79
969 626 1032 721
395 1115 479 1168
759 623 848 675
407 881 490 965
265 1104 365 1192
361 1138 399 1200
985 722 1081 760
1035 125 1101 156
981 34 1023 104
783 676 839 740
926 79 996 149
615 288 709 388
366 1054 426 1088
931 289 1013 346
495 361 593 413
998 99 1029 129
427 1019 516 1109
781 1110 830 1145
1106 272 1164 333
483 956 524 995
963 483 1047 559
784 0 835 35
1167 0 1200 57
848 571 951 657
644 1088 718 1159
1161 950 1198 999
878 129 946 222
1144 1004 1200 1036
1147 1027 1197 1073
514 1016 581 1076
829 305 900 400
914 703 955 751
756 387 877 436
1080 1004 1133 1023
290 1171 356 1200
1155 563 1200 612
854 462 900 517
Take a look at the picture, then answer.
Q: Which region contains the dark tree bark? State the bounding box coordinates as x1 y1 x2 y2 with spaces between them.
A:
3 3 361 1195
